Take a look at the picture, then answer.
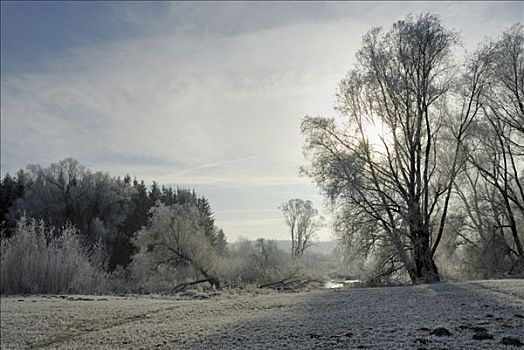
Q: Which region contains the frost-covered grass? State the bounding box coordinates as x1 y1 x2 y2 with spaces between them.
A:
1 280 523 349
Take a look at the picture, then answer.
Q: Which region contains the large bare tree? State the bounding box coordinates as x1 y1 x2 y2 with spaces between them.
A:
301 14 489 284
280 199 322 257
462 24 524 272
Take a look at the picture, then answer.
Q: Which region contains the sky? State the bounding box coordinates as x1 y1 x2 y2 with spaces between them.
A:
1 1 523 242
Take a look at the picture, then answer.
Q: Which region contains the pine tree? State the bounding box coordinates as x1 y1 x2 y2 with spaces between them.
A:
215 228 228 256
196 197 216 246
149 181 162 205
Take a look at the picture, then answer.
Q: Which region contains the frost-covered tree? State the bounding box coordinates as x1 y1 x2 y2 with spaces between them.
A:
9 159 135 269
458 24 524 274
13 158 91 229
133 202 220 290
280 199 322 257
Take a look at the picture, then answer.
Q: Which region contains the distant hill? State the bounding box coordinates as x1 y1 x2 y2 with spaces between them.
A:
274 240 339 256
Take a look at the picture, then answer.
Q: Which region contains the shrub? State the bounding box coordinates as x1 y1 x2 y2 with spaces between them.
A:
218 239 326 290
0 217 108 294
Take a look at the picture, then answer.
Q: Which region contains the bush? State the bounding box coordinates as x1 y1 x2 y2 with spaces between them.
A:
218 239 326 290
0 217 108 294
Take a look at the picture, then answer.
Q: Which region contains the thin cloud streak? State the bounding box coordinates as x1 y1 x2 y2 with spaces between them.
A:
155 174 311 188
217 218 282 228
168 156 259 176
215 209 280 214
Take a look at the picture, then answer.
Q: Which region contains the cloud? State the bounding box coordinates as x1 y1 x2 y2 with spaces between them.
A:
1 16 362 183
218 218 282 228
169 156 258 176
215 209 280 214
157 174 311 188
3 3 521 180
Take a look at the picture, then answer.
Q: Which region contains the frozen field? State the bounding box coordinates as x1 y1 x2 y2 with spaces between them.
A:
1 280 523 349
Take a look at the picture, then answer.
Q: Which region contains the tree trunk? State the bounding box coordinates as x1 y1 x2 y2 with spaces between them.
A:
197 267 221 289
411 233 441 284
207 276 221 289
501 194 524 258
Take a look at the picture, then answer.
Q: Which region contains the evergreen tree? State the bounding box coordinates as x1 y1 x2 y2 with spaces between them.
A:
162 186 174 205
215 228 228 256
0 174 17 235
197 196 216 246
149 181 162 205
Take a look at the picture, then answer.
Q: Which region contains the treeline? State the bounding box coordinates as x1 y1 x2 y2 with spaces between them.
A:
1 158 323 294
0 158 226 271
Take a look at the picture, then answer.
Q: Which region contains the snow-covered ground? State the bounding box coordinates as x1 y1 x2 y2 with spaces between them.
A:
1 280 523 349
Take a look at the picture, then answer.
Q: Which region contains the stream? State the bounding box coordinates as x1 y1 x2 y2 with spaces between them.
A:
324 279 361 289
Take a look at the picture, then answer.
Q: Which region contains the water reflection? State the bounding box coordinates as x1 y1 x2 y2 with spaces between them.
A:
324 279 361 289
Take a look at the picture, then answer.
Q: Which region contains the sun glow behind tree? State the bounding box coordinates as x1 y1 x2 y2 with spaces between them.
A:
360 116 393 156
